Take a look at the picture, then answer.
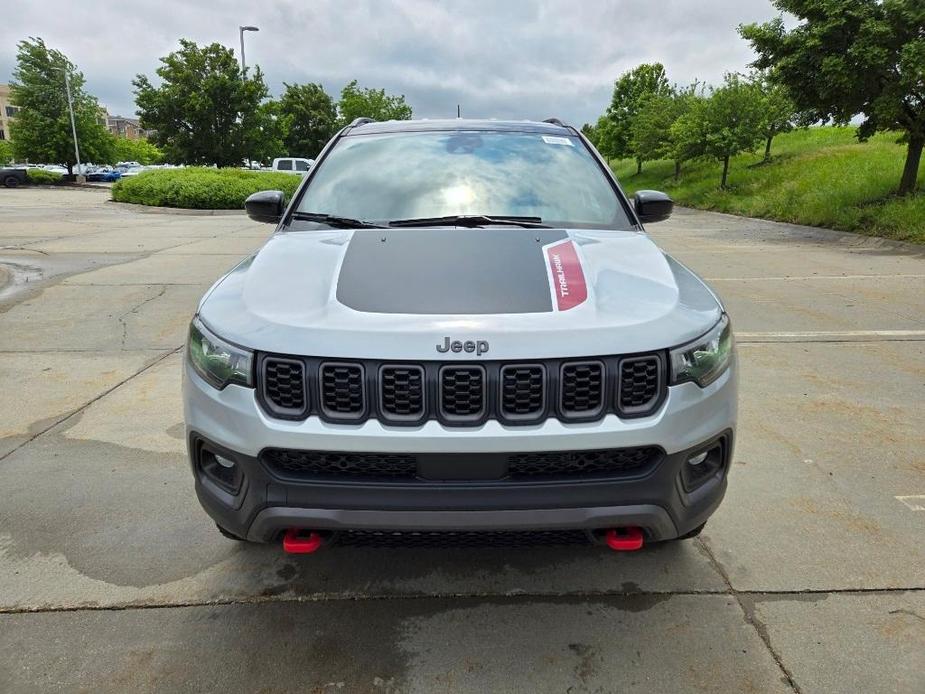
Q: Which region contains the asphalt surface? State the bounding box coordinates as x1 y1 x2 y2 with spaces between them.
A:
0 188 922 693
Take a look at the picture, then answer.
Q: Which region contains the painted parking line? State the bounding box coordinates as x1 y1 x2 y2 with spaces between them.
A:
736 330 925 343
706 274 925 281
895 495 925 511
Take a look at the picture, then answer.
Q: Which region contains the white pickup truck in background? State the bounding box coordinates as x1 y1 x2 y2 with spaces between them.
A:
266 157 314 174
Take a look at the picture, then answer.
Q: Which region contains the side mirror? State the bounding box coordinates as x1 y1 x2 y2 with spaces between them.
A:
244 190 286 224
633 190 673 224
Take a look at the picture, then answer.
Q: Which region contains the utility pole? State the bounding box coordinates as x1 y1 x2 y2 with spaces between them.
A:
62 69 83 181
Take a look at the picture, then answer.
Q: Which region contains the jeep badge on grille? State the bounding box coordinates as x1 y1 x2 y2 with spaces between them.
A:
436 337 489 356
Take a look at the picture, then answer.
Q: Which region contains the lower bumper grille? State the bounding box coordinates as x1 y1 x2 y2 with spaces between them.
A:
335 529 594 548
260 446 662 482
262 449 417 479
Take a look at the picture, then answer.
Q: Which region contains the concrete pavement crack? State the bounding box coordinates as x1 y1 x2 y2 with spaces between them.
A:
696 536 803 693
116 285 168 349
0 586 921 617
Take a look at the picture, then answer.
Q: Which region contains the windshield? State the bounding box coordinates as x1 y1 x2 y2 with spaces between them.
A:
295 130 632 229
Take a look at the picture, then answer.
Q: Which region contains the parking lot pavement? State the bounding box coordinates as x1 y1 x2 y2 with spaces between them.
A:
1 188 923 693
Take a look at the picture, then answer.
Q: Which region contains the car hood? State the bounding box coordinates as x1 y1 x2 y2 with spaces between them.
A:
198 227 723 360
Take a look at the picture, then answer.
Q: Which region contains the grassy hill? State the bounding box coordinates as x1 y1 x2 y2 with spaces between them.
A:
610 127 925 244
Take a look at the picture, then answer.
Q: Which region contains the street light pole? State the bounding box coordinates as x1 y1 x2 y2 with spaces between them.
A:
239 25 259 78
62 69 82 180
238 25 260 169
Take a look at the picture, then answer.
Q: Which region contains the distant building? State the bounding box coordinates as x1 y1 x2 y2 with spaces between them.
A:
0 83 21 141
104 113 153 140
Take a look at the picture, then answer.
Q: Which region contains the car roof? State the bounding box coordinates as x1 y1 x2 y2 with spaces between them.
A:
343 118 574 136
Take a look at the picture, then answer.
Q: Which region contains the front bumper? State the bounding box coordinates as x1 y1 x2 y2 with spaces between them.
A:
184 358 737 542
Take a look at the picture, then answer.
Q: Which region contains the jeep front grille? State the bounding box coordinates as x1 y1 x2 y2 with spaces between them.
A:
256 352 666 425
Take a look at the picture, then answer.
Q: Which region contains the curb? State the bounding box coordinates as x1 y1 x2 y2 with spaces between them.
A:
673 206 925 254
106 201 246 216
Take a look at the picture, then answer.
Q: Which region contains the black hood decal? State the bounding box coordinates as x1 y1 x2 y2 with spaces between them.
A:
336 228 570 314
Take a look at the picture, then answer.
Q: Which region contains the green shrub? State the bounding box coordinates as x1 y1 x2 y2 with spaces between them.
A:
26 168 65 185
111 167 302 209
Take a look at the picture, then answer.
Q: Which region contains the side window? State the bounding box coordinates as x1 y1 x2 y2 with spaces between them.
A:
277 159 293 171
295 160 309 172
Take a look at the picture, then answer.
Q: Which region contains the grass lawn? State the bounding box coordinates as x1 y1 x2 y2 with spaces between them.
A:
610 127 925 244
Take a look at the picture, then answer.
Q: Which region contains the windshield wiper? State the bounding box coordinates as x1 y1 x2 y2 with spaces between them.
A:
291 212 385 229
388 214 551 228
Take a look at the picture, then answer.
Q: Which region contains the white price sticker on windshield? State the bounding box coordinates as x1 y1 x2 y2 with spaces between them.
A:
542 135 574 146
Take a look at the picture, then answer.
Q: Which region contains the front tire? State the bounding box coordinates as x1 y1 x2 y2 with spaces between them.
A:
3 176 20 189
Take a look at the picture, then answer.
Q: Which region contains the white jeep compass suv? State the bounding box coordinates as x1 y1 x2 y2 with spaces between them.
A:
183 118 737 553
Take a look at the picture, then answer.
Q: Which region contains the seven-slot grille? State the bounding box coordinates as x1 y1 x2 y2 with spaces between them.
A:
257 352 665 425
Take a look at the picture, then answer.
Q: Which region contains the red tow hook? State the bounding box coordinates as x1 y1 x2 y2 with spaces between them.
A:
282 528 325 554
604 527 644 551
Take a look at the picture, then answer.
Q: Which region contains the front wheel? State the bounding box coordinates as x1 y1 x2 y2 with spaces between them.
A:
3 175 20 188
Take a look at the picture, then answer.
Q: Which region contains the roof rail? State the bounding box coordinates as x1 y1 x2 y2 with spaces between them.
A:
350 117 375 127
542 118 567 127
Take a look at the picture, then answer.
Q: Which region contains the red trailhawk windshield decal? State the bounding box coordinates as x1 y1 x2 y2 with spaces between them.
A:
543 239 588 311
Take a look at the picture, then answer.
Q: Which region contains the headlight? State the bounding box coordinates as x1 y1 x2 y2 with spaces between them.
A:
187 317 254 389
669 314 733 387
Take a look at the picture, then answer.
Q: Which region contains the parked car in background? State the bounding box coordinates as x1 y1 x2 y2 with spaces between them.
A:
42 164 68 176
267 157 314 174
1 167 28 188
86 166 122 182
116 164 145 177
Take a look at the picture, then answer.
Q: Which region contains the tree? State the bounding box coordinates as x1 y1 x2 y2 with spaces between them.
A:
337 80 412 125
631 85 699 178
740 0 925 194
0 140 12 165
670 94 711 177
9 37 114 174
279 82 338 158
753 71 798 161
603 63 671 171
702 74 767 188
133 40 276 167
580 122 598 147
112 136 163 165
594 113 618 162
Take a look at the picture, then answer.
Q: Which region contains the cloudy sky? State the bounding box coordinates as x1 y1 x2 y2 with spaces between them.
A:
2 0 782 125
